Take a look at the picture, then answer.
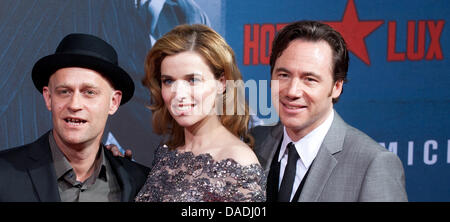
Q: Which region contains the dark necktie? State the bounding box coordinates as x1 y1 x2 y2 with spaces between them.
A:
278 142 299 202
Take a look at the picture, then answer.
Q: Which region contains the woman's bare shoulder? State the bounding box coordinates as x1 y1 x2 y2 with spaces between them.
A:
217 137 260 167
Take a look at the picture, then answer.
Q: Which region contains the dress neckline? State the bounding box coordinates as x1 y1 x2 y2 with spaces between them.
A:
161 145 262 169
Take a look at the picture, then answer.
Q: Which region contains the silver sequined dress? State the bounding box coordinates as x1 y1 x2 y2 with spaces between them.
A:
135 146 266 202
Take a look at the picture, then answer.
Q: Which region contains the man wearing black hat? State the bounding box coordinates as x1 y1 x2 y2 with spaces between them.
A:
0 33 149 202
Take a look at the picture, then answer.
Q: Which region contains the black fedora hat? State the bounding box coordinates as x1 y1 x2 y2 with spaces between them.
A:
32 33 134 105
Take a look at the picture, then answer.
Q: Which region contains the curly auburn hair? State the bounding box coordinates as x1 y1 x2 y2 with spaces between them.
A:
142 24 254 149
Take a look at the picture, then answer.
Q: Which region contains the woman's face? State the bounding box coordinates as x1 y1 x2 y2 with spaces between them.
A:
160 51 224 128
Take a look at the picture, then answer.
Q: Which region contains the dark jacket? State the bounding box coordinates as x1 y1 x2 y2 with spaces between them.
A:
0 131 150 202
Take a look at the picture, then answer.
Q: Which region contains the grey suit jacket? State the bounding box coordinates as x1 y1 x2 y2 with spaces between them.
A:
251 111 408 202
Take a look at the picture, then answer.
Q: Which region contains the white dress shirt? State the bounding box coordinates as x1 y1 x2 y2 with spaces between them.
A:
278 110 334 201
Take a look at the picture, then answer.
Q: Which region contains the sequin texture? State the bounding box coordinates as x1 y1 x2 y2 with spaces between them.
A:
135 146 266 202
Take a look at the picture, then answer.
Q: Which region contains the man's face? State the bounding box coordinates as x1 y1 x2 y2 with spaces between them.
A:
43 67 122 149
271 39 343 141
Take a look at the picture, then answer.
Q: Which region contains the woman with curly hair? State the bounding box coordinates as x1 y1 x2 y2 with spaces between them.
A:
135 24 266 202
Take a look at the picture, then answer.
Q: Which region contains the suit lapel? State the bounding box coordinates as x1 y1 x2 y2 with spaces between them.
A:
258 123 283 175
26 131 61 202
104 149 134 202
298 111 346 201
26 133 136 202
255 123 283 202
298 144 337 201
266 140 282 202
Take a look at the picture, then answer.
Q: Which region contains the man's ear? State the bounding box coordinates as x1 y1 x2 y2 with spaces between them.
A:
42 86 52 111
331 79 343 99
109 90 122 115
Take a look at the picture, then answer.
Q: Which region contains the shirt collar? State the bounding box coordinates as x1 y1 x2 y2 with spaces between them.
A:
278 109 335 168
49 131 107 182
49 131 72 179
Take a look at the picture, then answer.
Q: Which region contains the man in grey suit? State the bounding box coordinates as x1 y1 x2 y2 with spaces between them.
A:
251 20 407 202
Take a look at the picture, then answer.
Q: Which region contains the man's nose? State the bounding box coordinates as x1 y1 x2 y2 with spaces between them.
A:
286 77 303 99
68 92 83 111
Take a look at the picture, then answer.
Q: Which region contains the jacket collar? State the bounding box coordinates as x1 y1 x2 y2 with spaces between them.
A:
298 110 347 201
26 130 61 202
104 148 135 202
26 131 136 202
258 122 284 175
